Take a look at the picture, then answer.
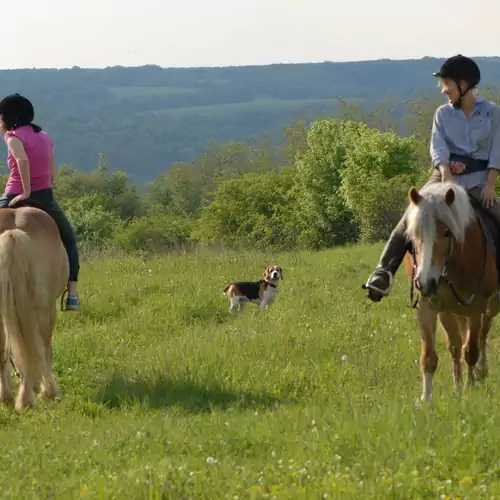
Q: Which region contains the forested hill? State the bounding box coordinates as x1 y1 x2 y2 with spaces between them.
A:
1 56 499 181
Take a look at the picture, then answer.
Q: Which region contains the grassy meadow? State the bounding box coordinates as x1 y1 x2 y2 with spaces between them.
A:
2 244 500 499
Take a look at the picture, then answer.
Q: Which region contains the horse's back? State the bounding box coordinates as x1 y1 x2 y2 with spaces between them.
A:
0 206 58 238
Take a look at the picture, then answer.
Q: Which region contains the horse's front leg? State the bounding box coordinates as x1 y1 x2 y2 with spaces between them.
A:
475 313 491 381
417 301 438 402
463 315 481 388
438 312 465 397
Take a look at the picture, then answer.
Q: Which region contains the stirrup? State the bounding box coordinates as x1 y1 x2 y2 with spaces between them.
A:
362 269 393 296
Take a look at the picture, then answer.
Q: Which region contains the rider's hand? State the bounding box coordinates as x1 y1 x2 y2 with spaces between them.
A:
8 192 30 207
482 182 497 208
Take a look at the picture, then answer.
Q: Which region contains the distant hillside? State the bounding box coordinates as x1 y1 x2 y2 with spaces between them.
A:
0 56 499 181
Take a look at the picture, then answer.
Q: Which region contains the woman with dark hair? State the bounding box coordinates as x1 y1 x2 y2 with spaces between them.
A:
0 93 80 311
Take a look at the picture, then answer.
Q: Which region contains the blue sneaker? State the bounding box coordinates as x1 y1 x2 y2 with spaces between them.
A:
65 294 80 311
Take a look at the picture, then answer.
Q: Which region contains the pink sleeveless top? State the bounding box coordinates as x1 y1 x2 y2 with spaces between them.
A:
4 125 53 195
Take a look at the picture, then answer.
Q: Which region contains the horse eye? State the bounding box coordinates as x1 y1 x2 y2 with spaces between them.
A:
444 229 451 237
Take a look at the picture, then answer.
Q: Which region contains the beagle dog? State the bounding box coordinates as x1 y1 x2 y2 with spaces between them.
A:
223 265 283 314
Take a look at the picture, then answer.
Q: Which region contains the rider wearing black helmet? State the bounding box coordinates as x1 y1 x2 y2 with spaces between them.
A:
433 54 481 109
362 54 500 302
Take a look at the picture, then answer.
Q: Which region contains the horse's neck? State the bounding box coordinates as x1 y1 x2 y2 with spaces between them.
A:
450 219 496 292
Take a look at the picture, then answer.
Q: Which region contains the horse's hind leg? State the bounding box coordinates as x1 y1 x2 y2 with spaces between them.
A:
463 315 481 388
475 313 491 381
39 307 61 401
417 301 438 402
0 323 13 404
438 312 464 396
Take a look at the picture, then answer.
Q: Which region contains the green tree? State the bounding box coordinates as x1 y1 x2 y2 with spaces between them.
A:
294 119 367 248
112 212 194 253
340 127 426 242
54 161 143 220
64 192 121 247
147 162 202 216
282 120 310 165
193 169 298 251
194 140 278 203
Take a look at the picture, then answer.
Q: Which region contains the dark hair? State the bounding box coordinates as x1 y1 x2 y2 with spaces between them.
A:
0 93 42 133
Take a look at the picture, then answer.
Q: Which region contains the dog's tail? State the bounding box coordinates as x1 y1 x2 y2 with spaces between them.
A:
223 284 231 294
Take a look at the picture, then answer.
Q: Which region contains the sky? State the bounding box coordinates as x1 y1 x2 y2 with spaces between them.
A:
3 0 500 70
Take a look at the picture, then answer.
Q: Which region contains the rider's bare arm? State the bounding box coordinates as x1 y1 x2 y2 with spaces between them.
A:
439 163 453 182
6 136 31 197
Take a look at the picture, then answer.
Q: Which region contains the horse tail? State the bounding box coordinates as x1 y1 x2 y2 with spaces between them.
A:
0 229 45 385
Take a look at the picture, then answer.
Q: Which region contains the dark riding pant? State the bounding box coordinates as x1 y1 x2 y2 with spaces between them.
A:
0 188 80 282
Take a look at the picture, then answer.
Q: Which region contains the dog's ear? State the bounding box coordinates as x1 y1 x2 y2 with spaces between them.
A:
264 267 269 278
278 267 283 280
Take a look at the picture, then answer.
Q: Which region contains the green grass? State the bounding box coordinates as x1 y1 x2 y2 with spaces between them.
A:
109 86 199 98
1 244 500 498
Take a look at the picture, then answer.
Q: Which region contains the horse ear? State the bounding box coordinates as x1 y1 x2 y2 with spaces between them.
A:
409 187 421 205
444 188 455 206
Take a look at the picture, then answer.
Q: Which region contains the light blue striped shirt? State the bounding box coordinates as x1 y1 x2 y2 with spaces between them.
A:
430 96 500 190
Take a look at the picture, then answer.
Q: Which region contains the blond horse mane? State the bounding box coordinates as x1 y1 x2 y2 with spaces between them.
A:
405 181 475 247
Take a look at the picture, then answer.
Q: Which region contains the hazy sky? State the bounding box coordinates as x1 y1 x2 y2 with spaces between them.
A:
4 0 499 69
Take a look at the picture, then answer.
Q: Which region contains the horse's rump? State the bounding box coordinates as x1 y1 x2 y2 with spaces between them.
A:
0 228 46 383
0 207 68 409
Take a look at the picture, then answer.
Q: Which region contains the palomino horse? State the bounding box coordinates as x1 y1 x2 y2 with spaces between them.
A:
403 181 500 402
0 207 69 410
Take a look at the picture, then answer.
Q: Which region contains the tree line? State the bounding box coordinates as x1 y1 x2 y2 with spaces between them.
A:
2 57 499 178
1 87 499 255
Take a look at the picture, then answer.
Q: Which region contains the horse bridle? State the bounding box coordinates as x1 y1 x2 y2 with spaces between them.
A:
409 217 488 309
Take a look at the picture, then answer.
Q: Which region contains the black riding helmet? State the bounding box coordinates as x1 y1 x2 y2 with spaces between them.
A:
433 54 481 109
0 93 36 131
